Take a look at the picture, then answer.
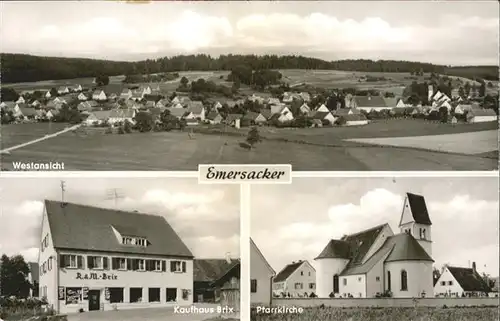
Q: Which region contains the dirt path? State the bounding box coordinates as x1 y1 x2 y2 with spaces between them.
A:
0 124 81 154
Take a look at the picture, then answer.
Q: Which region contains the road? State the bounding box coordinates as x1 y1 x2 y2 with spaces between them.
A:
66 304 239 321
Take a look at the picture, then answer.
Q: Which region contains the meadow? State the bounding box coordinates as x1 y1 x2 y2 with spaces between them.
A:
251 306 499 321
1 120 497 171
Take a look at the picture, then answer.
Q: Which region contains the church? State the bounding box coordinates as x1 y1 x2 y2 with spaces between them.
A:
315 192 434 299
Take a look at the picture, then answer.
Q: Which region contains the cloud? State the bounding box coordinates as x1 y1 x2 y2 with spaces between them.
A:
0 180 239 261
1 6 497 64
252 185 499 276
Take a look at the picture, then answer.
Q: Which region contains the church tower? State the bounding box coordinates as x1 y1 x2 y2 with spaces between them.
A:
398 192 433 257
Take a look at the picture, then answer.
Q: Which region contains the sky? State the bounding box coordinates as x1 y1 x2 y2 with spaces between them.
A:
251 177 500 276
0 177 240 263
1 1 498 65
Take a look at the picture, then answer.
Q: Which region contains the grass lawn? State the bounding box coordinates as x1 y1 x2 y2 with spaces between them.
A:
252 306 499 321
1 121 497 170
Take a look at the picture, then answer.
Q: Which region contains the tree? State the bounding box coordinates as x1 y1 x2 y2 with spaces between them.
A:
479 81 486 97
95 75 110 86
0 254 32 298
0 87 19 101
438 106 448 123
180 76 189 87
246 126 262 148
133 111 154 132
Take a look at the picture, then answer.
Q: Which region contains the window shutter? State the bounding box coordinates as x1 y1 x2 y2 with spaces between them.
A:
87 256 93 269
170 261 175 271
127 259 132 270
133 259 138 271
77 256 83 269
111 258 117 270
145 260 151 271
162 260 166 272
103 257 109 270
59 254 65 268
182 261 186 273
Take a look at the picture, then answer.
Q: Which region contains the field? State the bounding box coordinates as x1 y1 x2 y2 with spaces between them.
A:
252 306 499 321
1 120 497 171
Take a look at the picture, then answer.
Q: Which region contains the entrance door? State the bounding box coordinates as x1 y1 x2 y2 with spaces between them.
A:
88 290 100 311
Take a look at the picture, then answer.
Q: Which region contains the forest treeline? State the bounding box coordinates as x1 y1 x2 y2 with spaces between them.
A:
1 53 498 84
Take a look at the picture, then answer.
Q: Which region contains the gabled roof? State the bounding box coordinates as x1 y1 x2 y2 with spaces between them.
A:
312 111 332 120
243 111 263 121
406 192 432 225
110 109 134 118
342 114 368 121
168 107 187 118
207 110 221 120
226 113 243 123
334 108 361 116
340 223 388 265
468 108 497 117
274 260 308 282
341 232 433 275
44 200 194 258
194 259 240 282
315 239 350 260
260 109 272 119
211 261 241 288
19 107 37 116
383 97 398 108
250 238 275 275
354 96 387 108
447 266 491 292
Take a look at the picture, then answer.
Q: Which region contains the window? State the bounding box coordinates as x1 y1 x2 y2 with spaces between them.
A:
60 254 83 269
448 281 453 286
112 258 126 270
166 288 177 302
43 262 47 273
171 261 186 273
122 237 133 245
48 257 53 271
309 283 315 289
251 279 257 293
401 270 408 291
138 259 145 271
88 256 104 269
148 288 161 302
130 288 142 303
65 287 82 305
182 289 189 300
419 228 422 238
333 275 339 293
441 281 446 286
376 277 380 282
387 271 391 291
108 288 124 303
135 238 146 247
146 260 164 272
308 272 311 276
343 278 347 286
294 283 303 290
422 229 427 240
300 271 303 276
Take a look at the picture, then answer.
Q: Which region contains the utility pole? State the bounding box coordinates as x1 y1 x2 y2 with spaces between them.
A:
60 180 66 202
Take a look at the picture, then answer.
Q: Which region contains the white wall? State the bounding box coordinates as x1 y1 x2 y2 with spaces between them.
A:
315 258 349 298
340 274 366 298
345 120 369 126
281 262 316 297
434 267 464 297
366 251 392 297
250 243 274 306
38 207 58 311
385 261 434 298
472 116 498 123
56 250 193 314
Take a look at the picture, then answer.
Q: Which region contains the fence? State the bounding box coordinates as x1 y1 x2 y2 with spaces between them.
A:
272 297 499 308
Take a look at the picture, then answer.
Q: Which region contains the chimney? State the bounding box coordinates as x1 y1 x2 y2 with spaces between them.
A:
472 262 476 272
225 252 232 264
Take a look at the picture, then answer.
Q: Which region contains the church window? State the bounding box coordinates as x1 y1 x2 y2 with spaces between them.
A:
422 229 427 240
343 278 347 286
387 271 391 291
401 270 408 291
333 275 339 293
376 276 380 282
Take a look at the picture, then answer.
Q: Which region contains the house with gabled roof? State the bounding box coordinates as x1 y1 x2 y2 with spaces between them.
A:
16 96 26 104
120 89 133 100
466 108 498 123
206 110 222 124
108 109 136 125
352 95 389 112
77 93 88 101
225 114 243 128
72 84 83 92
186 101 205 121
168 107 187 119
193 257 240 303
299 103 311 115
251 238 275 306
28 262 40 297
315 104 329 112
312 111 336 125
315 193 434 299
273 260 316 298
243 112 266 125
92 90 107 101
45 90 52 99
58 86 70 95
434 263 491 297
37 200 194 314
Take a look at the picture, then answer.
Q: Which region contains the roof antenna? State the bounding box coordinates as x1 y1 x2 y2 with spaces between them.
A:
105 188 125 208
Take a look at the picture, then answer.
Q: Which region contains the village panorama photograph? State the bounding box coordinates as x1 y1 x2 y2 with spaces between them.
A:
0 1 498 171
250 176 499 321
0 177 241 321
